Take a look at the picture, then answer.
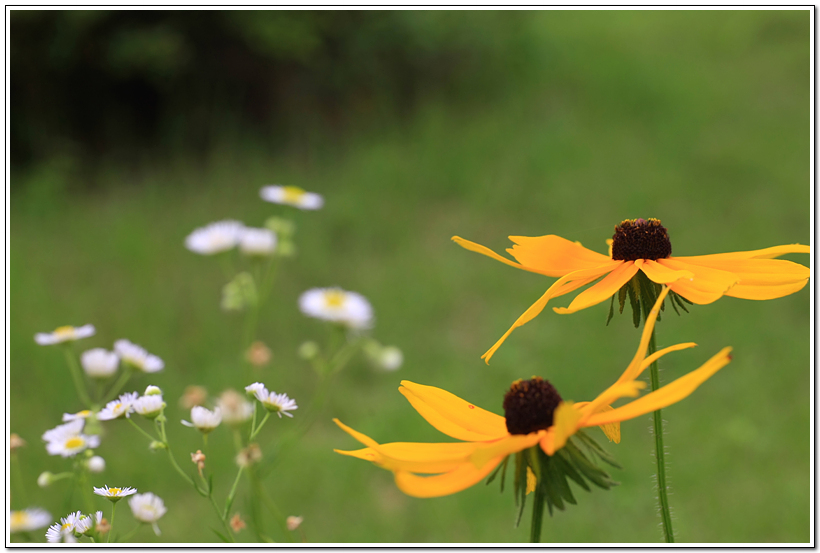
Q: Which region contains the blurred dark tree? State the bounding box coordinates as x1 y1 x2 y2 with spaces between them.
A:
10 10 535 176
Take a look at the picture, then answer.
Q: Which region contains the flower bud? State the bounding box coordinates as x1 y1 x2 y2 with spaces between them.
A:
144 385 162 396
149 441 166 451
37 471 53 488
87 455 106 473
9 433 26 451
286 516 303 531
298 341 319 360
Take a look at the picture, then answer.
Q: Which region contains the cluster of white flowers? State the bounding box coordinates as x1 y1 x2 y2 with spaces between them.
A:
114 339 164 373
45 510 102 543
182 406 222 433
185 219 279 257
42 419 100 458
245 382 298 418
299 287 374 329
34 324 95 345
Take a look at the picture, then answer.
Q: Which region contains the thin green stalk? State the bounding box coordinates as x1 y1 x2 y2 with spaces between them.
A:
253 468 293 542
11 453 28 508
642 301 675 543
530 487 546 543
62 346 93 408
128 418 158 443
102 367 133 404
208 494 235 543
158 418 203 494
249 412 271 441
118 524 142 543
224 467 245 518
107 502 117 543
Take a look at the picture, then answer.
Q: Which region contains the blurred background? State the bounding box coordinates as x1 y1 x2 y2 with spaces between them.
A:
10 9 810 543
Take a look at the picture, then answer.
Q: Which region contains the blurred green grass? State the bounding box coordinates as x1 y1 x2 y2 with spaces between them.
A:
10 10 809 543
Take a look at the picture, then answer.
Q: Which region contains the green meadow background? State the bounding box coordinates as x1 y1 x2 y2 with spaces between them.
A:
10 10 810 543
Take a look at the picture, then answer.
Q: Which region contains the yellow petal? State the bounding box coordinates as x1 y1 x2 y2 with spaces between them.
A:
640 259 694 284
506 235 611 277
399 381 508 441
593 405 621 443
660 259 739 304
468 432 542 469
482 260 623 363
726 280 810 300
553 261 639 314
451 236 547 276
393 456 505 498
633 342 698 380
551 401 583 454
582 347 733 427
333 419 482 473
678 244 809 261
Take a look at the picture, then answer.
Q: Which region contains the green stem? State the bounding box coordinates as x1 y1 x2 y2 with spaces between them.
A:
118 524 142 543
642 304 675 543
253 468 293 542
63 346 93 408
128 418 158 443
530 487 546 543
258 255 281 306
158 418 203 494
11 453 28 508
208 494 235 543
249 412 271 441
224 467 245 519
102 367 133 404
108 502 117 543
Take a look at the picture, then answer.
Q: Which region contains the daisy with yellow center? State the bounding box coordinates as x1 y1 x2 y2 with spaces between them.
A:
42 419 100 458
335 288 731 522
453 218 808 363
34 324 95 346
260 185 324 210
93 485 137 501
299 287 374 329
9 507 52 533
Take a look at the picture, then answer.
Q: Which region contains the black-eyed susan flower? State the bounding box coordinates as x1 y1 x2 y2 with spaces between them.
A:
335 288 732 531
453 218 809 362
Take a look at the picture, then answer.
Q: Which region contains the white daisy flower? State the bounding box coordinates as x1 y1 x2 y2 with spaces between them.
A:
251 386 298 418
185 220 245 255
42 419 100 457
62 409 94 422
238 227 277 256
9 507 52 533
245 382 266 397
74 511 102 535
87 455 106 473
93 485 137 502
80 348 119 378
128 493 167 535
132 394 165 419
181 406 222 433
114 339 164 373
217 390 254 426
97 392 138 421
260 185 323 210
45 511 81 542
34 324 95 345
298 287 373 329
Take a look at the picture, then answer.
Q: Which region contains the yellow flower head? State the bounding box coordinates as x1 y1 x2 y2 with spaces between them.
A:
335 287 732 498
453 218 808 363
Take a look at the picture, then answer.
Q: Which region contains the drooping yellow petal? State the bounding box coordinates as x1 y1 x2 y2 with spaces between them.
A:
633 342 698 380
614 286 671 385
550 401 583 455
481 260 623 363
583 347 733 427
333 419 482 473
399 381 508 441
578 381 646 425
506 235 612 277
592 405 620 443
677 244 809 261
553 261 640 314
468 432 542 469
393 456 506 498
676 257 810 300
451 236 547 275
659 259 739 304
640 259 694 284
725 280 810 300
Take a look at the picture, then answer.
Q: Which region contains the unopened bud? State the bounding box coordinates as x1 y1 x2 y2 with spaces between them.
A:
245 341 272 368
149 440 166 451
191 450 206 476
236 443 262 468
87 455 106 473
286 516 303 531
144 385 162 396
96 518 110 535
179 385 208 410
298 341 319 361
10 433 26 451
37 471 53 488
230 513 246 533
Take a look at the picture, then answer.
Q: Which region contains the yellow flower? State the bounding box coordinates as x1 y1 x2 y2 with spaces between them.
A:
335 287 732 498
453 218 809 363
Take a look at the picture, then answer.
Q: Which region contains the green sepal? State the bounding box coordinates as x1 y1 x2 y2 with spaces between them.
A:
574 429 622 469
499 455 509 494
618 283 628 314
485 457 505 486
606 294 615 326
514 452 529 527
627 278 641 328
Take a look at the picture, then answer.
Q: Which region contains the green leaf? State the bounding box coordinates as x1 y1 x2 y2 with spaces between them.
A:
211 528 230 543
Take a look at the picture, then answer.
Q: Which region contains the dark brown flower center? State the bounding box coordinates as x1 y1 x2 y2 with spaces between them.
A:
503 377 563 435
611 218 672 261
